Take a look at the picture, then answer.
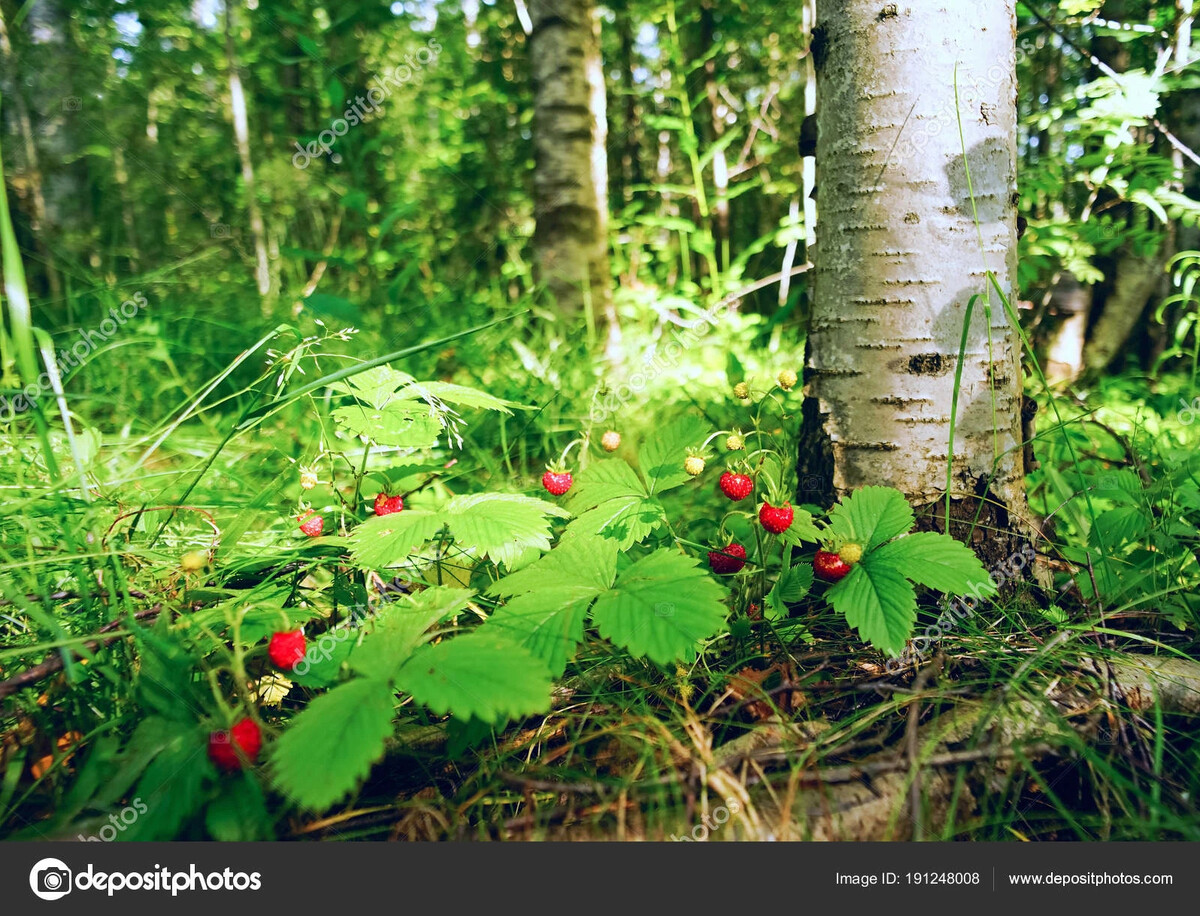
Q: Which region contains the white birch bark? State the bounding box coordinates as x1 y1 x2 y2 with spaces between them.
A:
806 0 1028 529
224 3 272 307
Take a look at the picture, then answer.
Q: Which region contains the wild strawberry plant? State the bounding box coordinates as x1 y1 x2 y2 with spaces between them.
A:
14 351 998 835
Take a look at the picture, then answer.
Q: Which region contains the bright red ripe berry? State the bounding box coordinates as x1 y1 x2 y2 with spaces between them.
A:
374 493 404 516
707 543 747 574
758 501 794 534
268 629 306 671
813 550 853 582
208 718 262 772
718 471 754 501
542 470 573 496
298 513 324 537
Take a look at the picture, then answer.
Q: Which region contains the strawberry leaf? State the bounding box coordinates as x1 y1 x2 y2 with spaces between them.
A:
825 486 915 551
331 403 442 448
638 415 711 494
350 495 568 570
776 506 822 545
564 459 647 510
397 633 552 724
591 549 727 665
271 677 398 811
349 587 475 680
350 511 445 568
397 380 521 414
871 532 998 596
443 493 570 568
825 557 916 656
774 563 814 603
562 496 666 550
483 587 595 676
487 535 618 597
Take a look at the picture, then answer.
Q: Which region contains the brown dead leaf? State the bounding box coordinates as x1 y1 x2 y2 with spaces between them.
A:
727 662 806 720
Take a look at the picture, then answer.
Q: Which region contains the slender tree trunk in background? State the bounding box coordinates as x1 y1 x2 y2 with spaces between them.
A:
0 7 61 300
224 2 272 308
801 0 817 260
1083 248 1167 373
528 0 613 333
1043 273 1090 384
616 3 644 207
701 1 729 271
800 0 1031 560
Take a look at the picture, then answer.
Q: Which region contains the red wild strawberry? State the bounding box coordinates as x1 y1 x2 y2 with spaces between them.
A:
298 512 324 537
707 543 747 575
374 492 404 516
718 471 754 501
208 718 262 772
542 470 573 496
813 550 853 582
758 501 794 534
268 629 306 671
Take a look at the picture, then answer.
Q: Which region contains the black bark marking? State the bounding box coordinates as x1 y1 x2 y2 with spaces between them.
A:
799 114 817 158
796 390 835 508
903 211 920 224
908 352 950 376
811 24 828 72
877 3 899 20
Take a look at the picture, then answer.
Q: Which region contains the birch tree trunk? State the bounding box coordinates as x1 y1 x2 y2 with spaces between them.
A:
800 0 1030 558
224 2 272 309
0 7 61 299
528 0 613 327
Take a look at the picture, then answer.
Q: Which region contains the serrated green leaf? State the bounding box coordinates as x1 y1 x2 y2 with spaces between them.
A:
350 587 475 679
825 486 915 551
398 381 521 414
564 459 647 511
825 559 916 656
350 511 445 568
329 365 415 409
871 532 998 597
484 587 594 676
397 634 552 724
487 535 618 597
1088 506 1151 549
332 403 442 448
591 549 727 665
638 415 712 494
776 507 822 545
443 493 569 568
271 677 397 811
562 495 666 550
774 563 814 602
